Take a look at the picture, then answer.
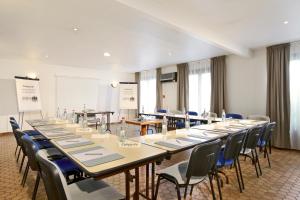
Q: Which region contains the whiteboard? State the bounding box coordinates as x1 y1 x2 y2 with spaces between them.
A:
55 76 117 112
119 83 138 109
15 78 42 112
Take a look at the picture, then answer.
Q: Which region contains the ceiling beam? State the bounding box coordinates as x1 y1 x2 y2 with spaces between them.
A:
116 0 252 57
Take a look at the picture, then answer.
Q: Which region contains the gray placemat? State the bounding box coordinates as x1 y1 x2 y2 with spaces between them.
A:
69 146 124 167
154 141 182 149
177 137 203 143
58 140 94 149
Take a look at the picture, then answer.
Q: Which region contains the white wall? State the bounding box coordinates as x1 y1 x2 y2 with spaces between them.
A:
0 59 134 133
161 65 177 111
226 48 267 117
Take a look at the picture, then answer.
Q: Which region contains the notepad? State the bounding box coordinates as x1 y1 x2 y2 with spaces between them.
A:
69 146 124 167
155 138 194 149
56 137 93 149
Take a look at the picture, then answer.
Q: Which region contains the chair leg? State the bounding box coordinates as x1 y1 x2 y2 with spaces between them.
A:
154 176 161 200
32 173 40 200
15 146 19 156
17 148 22 162
175 184 182 200
215 172 222 200
183 185 189 199
234 160 242 193
208 174 216 200
21 162 29 187
269 140 272 154
189 185 194 196
251 151 259 178
237 159 244 190
265 146 271 168
19 154 26 173
254 148 262 176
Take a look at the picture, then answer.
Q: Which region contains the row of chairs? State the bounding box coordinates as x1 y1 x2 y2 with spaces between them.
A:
153 121 276 200
9 118 124 200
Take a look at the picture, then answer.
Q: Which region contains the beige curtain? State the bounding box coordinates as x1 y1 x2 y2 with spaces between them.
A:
135 72 140 114
210 56 226 117
267 43 291 149
177 63 189 111
156 68 163 110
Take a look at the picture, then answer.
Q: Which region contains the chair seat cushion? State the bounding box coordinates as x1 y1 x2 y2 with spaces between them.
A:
257 139 266 147
36 140 54 149
68 179 124 200
240 148 252 155
217 151 234 167
53 158 81 175
23 130 41 136
157 161 206 185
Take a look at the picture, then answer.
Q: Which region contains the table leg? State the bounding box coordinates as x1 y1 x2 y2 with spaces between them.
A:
146 164 149 198
141 125 147 136
125 171 130 200
151 162 155 199
134 168 140 200
106 112 111 132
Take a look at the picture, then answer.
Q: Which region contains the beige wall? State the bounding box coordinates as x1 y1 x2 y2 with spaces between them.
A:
225 48 267 117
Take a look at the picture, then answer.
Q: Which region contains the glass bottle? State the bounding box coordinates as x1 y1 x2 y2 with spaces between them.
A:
222 109 226 121
185 113 190 129
119 117 126 143
162 114 168 135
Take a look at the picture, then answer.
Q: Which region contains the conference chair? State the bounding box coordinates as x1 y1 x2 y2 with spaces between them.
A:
21 135 83 199
247 115 272 154
240 126 264 177
36 150 124 200
9 120 23 158
157 109 167 113
154 139 222 200
216 131 247 193
225 113 243 119
257 122 276 167
176 111 199 129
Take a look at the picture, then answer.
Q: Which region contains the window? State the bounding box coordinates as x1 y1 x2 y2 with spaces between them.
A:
139 69 156 113
290 41 300 150
188 59 211 114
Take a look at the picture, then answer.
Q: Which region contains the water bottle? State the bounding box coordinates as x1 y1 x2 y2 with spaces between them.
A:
142 105 145 113
119 118 126 143
99 115 106 134
182 107 186 115
56 107 60 119
63 108 67 120
185 113 190 129
71 110 76 124
79 115 84 127
83 111 88 128
222 109 226 121
162 114 168 135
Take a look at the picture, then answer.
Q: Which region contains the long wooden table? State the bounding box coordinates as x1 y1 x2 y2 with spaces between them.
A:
27 118 267 199
126 119 162 136
28 120 166 200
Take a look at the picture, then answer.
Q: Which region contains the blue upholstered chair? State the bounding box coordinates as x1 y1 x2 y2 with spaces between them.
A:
216 130 247 193
157 109 167 113
226 113 243 119
21 134 82 199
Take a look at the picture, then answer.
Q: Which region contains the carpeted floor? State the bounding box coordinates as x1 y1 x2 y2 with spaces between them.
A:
1 131 300 200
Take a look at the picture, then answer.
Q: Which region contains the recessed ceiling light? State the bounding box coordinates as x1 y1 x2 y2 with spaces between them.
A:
44 54 49 58
73 27 79 31
104 52 111 57
283 21 289 24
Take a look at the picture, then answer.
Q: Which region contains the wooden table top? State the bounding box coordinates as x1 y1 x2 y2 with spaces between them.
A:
125 119 162 126
35 125 167 177
130 119 267 154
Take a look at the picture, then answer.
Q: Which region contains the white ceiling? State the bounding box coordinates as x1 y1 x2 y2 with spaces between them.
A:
0 0 300 72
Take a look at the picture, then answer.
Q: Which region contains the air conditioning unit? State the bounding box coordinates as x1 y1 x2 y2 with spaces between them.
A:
160 72 177 83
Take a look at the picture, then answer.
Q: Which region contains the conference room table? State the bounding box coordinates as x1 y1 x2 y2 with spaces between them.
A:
139 112 223 129
125 119 162 136
27 118 267 200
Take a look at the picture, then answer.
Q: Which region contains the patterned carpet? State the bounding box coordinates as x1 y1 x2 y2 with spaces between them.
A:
1 132 300 200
